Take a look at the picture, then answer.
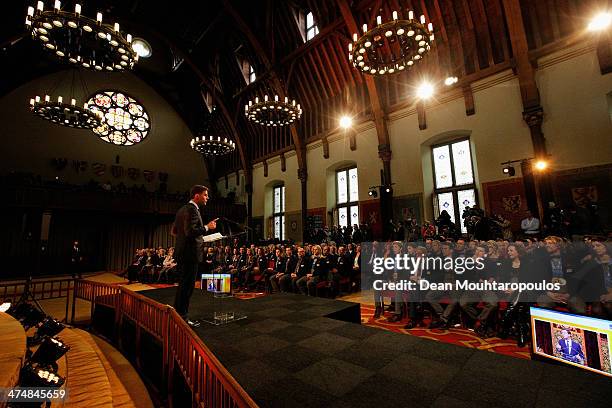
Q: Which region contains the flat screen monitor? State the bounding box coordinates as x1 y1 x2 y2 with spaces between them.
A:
530 306 612 377
201 273 231 294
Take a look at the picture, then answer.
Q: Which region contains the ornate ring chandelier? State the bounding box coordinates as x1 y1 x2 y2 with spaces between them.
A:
190 136 236 157
348 10 434 75
244 95 302 127
25 1 138 71
29 95 103 129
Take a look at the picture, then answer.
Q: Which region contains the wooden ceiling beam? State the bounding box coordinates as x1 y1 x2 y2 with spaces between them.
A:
338 0 392 185
223 0 306 171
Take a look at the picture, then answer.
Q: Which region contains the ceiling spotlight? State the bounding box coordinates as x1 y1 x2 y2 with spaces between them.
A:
131 38 152 58
588 12 612 31
502 166 515 176
368 189 378 198
416 82 434 99
444 76 458 86
534 160 548 171
339 115 353 129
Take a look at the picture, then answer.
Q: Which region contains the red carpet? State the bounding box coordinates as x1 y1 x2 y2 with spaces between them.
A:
361 304 530 359
144 284 529 360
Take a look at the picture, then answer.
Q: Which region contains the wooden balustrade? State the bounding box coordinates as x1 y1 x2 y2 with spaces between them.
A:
71 280 257 408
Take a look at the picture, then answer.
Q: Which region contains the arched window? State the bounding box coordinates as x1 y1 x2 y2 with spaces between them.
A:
431 138 476 232
273 185 285 240
336 167 359 228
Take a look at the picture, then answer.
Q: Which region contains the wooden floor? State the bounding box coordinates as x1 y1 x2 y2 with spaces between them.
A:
0 312 26 394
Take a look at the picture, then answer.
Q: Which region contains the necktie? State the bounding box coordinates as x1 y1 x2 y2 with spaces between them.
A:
295 257 301 274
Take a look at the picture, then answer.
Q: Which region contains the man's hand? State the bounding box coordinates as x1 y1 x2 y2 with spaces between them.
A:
206 218 218 231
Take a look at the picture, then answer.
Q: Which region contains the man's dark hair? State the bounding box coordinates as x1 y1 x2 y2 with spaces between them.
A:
190 184 209 198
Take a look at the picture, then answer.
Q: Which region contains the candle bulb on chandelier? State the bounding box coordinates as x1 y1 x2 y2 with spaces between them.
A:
54 1 61 11
393 11 398 20
264 95 268 102
420 15 426 24
348 43 352 52
71 98 76 106
376 15 381 25
57 96 63 103
75 4 81 15
27 6 34 17
274 95 279 102
428 23 433 32
353 33 358 42
96 12 102 23
30 98 35 106
362 23 367 33
284 96 288 103
45 95 50 102
37 1 44 12
35 96 40 103
126 34 132 43
114 23 119 32
409 10 414 20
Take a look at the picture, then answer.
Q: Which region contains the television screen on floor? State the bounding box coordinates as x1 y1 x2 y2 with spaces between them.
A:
530 306 612 377
201 273 231 294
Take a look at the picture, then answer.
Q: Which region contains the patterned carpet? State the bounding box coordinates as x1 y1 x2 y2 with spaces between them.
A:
143 284 530 360
361 304 531 359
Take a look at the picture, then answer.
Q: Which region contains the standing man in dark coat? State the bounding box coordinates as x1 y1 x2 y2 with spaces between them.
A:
173 185 217 326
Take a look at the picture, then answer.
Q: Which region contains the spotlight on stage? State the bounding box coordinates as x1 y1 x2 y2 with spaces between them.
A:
368 189 378 198
20 363 65 388
36 317 65 338
8 303 45 329
502 166 515 176
31 336 69 367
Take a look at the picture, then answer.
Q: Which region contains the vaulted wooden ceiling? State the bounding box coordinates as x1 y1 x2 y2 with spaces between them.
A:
0 0 604 179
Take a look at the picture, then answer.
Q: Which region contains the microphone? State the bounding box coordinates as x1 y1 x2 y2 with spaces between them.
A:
220 217 253 230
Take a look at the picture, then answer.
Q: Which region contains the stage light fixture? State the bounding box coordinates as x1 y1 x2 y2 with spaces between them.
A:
8 303 46 329
31 336 69 367
503 166 515 176
384 187 392 193
368 189 378 198
416 82 434 99
339 115 353 129
588 12 611 31
20 363 65 388
36 317 65 337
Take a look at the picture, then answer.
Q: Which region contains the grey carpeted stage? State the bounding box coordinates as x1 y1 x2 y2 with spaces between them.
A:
142 288 612 408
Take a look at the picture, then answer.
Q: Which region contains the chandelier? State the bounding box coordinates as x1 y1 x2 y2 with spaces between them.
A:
25 1 138 71
29 94 103 129
348 10 434 75
244 95 302 127
190 136 236 157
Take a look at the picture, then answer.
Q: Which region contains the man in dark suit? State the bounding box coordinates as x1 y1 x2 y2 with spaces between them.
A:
556 329 585 364
173 185 217 327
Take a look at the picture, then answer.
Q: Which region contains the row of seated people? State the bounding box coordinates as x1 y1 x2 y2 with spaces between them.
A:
367 236 611 345
124 247 177 283
202 243 362 297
